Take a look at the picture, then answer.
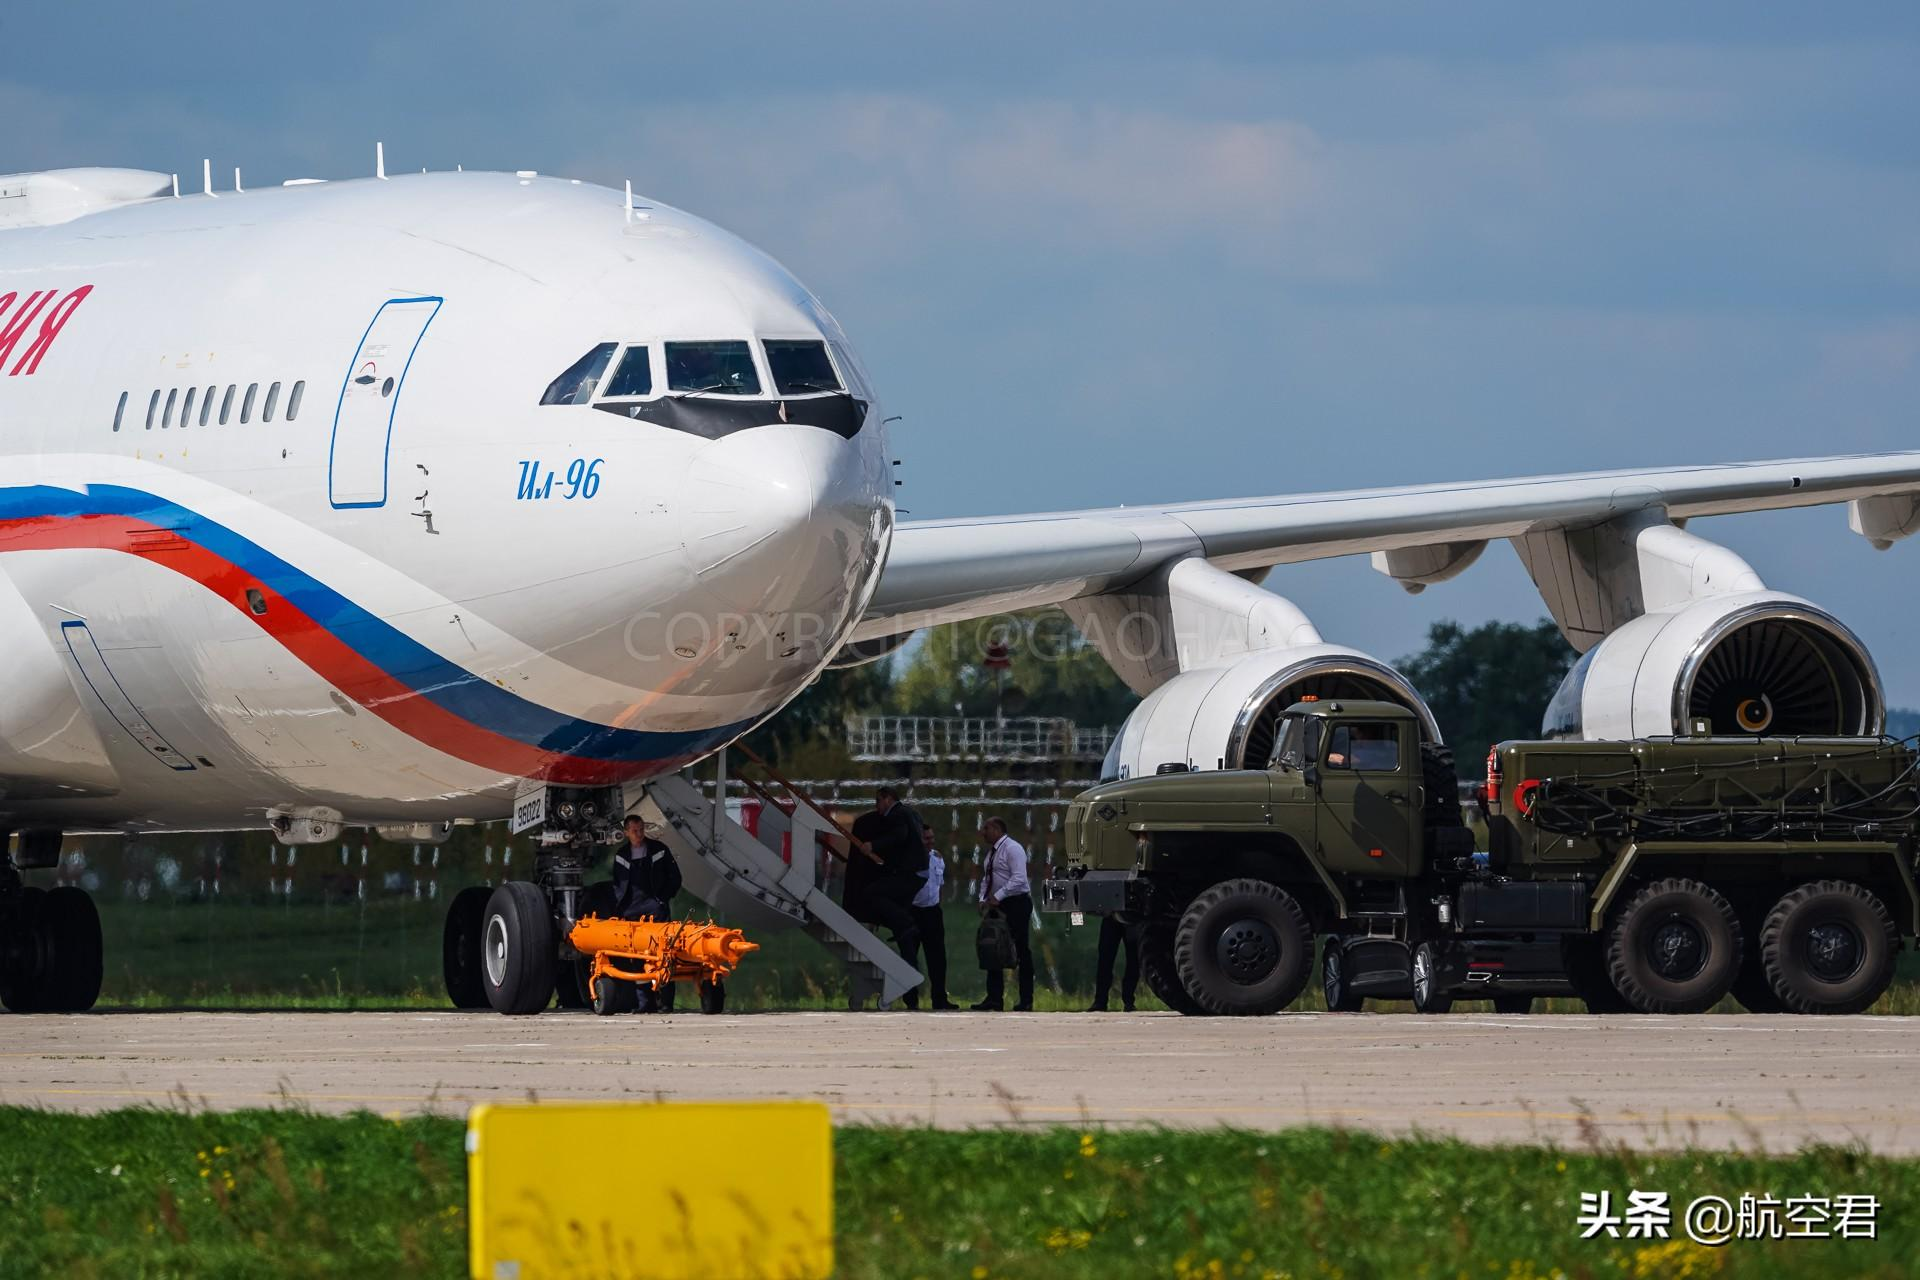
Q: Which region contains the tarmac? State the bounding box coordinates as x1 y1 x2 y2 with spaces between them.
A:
4 1009 1915 1152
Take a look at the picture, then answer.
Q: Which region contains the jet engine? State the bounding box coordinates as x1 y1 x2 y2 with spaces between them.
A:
1541 592 1883 741
1101 645 1440 781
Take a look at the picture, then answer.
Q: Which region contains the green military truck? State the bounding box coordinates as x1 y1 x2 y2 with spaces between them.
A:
1042 699 1920 1016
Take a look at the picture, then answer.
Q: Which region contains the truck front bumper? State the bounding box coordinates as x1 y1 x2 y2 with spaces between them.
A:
1040 871 1138 915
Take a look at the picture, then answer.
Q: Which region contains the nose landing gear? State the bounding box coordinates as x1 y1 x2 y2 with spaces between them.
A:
442 784 624 1014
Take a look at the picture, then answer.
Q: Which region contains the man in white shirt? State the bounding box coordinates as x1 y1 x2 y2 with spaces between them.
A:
974 816 1034 1011
910 824 957 1010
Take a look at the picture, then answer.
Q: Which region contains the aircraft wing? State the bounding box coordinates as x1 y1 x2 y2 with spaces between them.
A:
852 450 1920 641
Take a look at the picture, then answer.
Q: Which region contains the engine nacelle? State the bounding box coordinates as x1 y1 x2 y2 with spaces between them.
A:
1542 592 1883 740
1101 645 1440 781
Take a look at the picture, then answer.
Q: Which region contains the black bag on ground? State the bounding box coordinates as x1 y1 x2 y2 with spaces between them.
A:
976 908 1018 969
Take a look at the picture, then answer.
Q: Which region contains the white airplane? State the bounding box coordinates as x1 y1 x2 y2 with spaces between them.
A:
3 160 1916 1015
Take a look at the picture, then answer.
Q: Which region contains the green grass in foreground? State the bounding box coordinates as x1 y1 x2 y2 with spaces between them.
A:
0 1109 1912 1279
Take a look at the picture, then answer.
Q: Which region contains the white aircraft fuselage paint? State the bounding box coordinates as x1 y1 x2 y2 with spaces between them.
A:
0 171 893 831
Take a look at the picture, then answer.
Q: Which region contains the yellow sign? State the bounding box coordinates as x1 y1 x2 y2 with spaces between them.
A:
467 1101 833 1280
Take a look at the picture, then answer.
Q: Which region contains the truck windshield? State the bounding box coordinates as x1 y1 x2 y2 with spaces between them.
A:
1273 715 1316 771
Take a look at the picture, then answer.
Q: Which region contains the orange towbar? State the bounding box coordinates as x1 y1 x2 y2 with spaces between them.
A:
567 915 759 1016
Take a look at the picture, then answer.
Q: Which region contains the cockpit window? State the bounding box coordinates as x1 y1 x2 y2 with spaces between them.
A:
540 342 616 406
665 341 760 396
764 340 841 395
602 346 653 398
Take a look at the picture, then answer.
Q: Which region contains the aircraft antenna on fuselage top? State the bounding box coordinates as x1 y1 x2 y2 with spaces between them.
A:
234 167 243 194
625 179 633 224
201 159 216 198
376 141 387 180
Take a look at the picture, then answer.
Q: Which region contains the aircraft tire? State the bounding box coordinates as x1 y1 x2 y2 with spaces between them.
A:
1606 877 1741 1014
481 881 556 1015
39 887 102 1013
1 887 49 1013
1760 880 1897 1015
441 886 492 1009
1173 878 1312 1016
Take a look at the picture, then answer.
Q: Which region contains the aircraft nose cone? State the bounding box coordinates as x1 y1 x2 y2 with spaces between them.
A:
680 425 887 643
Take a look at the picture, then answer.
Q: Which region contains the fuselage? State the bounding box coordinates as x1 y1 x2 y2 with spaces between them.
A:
0 170 893 831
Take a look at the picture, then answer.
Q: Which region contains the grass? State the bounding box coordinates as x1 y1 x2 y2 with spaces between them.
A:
0 1108 1914 1278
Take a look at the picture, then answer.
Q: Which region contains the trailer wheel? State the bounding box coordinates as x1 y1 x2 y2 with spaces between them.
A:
1173 879 1312 1016
1410 941 1453 1014
1492 994 1533 1015
482 881 556 1015
699 979 726 1015
1321 939 1365 1012
1606 878 1741 1014
441 886 492 1010
591 974 634 1016
1760 880 1897 1015
1419 743 1464 829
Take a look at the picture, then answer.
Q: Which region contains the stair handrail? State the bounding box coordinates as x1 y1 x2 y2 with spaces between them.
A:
734 742 883 864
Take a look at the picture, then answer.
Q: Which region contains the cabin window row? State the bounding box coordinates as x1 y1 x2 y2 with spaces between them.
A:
112 380 307 432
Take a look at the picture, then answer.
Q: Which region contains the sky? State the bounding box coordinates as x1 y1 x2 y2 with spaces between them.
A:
6 4 1920 697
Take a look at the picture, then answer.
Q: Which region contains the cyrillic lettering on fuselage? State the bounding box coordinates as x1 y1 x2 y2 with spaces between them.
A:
0 285 94 376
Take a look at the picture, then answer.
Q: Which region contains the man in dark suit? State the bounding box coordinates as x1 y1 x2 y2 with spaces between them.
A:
846 787 926 1003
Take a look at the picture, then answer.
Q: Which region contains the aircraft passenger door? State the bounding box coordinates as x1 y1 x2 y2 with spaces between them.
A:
1314 720 1417 878
328 297 442 509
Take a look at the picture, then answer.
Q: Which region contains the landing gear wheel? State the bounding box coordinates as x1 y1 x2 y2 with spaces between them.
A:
3 886 103 1014
1492 994 1533 1015
441 886 492 1010
1172 879 1312 1016
554 956 591 1010
1760 880 1897 1015
698 979 726 1015
481 881 557 1015
591 974 635 1016
1141 912 1207 1016
1606 877 1741 1014
1410 941 1453 1014
0 887 47 1013
1562 935 1631 1013
1321 939 1365 1012
39 887 102 1013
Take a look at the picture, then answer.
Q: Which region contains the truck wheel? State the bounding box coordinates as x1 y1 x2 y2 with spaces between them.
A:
1606 878 1741 1014
1410 942 1453 1014
591 974 634 1016
1561 935 1631 1013
699 979 726 1014
1321 939 1365 1012
1760 880 1897 1015
1173 879 1312 1016
441 886 492 1009
482 881 557 1015
1141 915 1207 1016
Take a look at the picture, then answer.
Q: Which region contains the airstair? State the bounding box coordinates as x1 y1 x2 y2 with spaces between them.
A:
630 754 923 1008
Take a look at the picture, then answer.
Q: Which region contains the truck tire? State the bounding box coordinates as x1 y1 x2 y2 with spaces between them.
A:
1141 916 1207 1015
1561 935 1632 1013
1173 879 1313 1016
442 886 492 1009
1419 743 1464 828
1321 939 1366 1012
1410 941 1453 1014
482 881 557 1015
1759 880 1897 1015
1605 878 1741 1014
